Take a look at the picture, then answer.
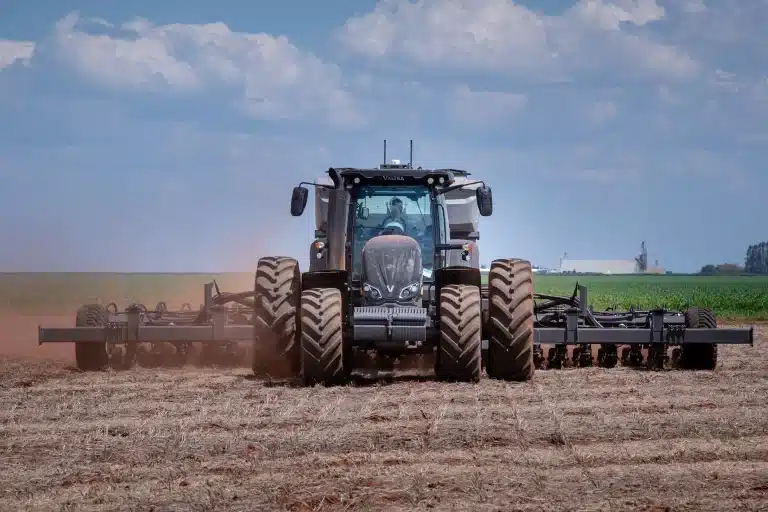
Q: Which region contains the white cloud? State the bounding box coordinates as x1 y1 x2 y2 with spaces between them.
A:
449 85 527 126
337 0 698 82
571 0 665 29
0 40 35 70
51 12 362 126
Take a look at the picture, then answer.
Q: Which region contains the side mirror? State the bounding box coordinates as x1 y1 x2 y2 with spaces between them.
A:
358 206 369 220
476 185 493 216
290 186 309 216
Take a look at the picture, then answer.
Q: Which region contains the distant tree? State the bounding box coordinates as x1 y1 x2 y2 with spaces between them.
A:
745 241 768 274
717 263 744 275
699 263 744 275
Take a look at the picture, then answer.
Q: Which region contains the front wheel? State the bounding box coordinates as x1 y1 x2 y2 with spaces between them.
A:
435 284 482 382
300 288 347 386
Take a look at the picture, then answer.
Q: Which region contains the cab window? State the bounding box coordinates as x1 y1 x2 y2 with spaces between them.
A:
351 185 434 280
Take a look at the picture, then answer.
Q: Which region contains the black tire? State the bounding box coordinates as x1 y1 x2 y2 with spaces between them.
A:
485 258 535 382
681 306 718 370
300 288 346 386
74 304 109 371
435 284 482 382
252 256 301 376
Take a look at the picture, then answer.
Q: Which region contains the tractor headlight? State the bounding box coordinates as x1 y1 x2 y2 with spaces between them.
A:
313 240 326 259
363 283 382 300
399 283 420 299
461 242 473 261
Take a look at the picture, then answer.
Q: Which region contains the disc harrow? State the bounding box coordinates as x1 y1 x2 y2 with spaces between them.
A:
39 281 257 370
526 283 744 371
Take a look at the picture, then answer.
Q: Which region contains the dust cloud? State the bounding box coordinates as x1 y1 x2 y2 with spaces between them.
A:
0 311 75 362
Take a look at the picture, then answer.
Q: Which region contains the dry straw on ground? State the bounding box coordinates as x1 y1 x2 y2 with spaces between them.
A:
1 321 767 511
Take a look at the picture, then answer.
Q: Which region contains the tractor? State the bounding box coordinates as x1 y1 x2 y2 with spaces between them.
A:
252 155 531 385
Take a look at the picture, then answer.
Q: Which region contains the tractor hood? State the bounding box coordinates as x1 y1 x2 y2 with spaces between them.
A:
361 235 423 303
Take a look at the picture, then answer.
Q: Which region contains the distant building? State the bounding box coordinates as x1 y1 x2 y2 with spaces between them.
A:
559 259 639 274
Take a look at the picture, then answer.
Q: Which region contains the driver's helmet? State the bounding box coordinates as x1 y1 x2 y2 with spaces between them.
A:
381 219 406 235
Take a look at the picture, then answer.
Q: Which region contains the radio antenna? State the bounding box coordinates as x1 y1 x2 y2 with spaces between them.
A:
409 140 413 168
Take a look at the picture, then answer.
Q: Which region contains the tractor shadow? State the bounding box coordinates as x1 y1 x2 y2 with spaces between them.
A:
243 353 441 388
242 370 438 388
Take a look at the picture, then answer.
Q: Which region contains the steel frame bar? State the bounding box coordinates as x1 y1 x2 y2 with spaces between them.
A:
36 281 755 347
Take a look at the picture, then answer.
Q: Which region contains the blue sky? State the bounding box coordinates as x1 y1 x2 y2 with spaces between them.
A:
1 0 766 273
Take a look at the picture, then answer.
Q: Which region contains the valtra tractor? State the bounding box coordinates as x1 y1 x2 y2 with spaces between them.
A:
37 141 754 384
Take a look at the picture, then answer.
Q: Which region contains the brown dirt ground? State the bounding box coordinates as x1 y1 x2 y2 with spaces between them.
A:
0 317 767 512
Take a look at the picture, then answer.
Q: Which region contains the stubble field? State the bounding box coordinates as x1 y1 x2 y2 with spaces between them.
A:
1 274 767 511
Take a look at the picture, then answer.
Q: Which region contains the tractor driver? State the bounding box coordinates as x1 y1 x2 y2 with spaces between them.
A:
379 197 407 235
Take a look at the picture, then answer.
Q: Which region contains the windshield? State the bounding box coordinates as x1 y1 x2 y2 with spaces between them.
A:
351 185 434 280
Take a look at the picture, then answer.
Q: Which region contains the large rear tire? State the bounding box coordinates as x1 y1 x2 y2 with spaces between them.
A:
435 284 482 382
485 258 535 382
252 256 301 377
74 304 109 371
300 288 346 386
681 306 718 370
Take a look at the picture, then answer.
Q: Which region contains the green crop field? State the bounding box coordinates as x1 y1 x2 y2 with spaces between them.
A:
1 272 767 321
529 274 768 321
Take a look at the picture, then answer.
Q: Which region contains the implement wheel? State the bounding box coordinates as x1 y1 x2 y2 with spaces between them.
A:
435 284 482 382
252 256 302 377
681 306 718 370
300 288 346 386
74 304 109 371
485 258 535 382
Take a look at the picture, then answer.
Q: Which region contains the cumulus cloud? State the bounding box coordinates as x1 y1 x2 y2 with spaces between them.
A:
571 0 665 29
0 40 35 70
448 85 527 126
51 12 362 126
337 0 698 82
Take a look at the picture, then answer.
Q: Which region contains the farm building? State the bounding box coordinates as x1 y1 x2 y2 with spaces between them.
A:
559 259 639 274
556 242 665 275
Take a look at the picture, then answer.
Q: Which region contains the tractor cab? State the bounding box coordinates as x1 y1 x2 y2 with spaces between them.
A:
349 178 442 283
289 165 492 305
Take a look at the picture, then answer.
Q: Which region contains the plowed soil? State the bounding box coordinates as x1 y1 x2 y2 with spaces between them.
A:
1 317 766 511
